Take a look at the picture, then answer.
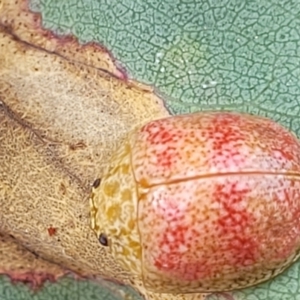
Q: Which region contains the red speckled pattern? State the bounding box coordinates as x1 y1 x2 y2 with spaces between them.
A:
131 112 300 186
131 112 300 293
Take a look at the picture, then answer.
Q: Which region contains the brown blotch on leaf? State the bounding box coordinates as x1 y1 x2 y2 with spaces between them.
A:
69 141 87 151
47 226 57 237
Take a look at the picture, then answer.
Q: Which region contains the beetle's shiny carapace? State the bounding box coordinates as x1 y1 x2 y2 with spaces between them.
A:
90 111 300 294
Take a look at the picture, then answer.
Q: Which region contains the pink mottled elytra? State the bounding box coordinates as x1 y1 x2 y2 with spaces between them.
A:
90 111 300 294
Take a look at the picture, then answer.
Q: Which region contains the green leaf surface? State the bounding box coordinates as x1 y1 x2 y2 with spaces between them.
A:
0 275 142 300
5 0 300 299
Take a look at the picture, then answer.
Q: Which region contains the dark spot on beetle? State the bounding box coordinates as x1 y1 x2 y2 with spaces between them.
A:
93 178 101 188
99 233 108 246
